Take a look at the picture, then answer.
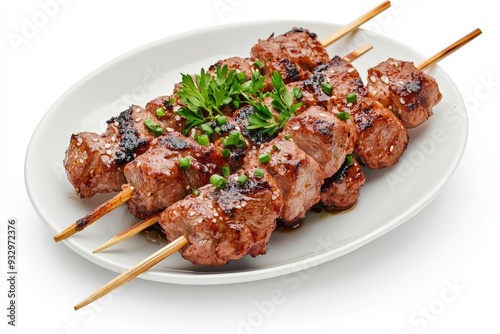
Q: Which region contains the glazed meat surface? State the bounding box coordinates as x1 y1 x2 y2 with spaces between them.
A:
351 97 409 169
251 28 329 83
246 135 324 226
283 105 354 178
367 58 442 128
124 133 225 219
320 157 365 211
159 167 283 266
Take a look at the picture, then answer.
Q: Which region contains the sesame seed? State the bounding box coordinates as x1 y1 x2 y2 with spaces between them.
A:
398 80 405 86
104 143 111 149
166 127 174 133
106 150 112 155
135 118 141 122
189 211 195 217
241 201 247 207
399 98 406 105
213 212 219 217
173 105 181 111
381 76 390 84
114 121 119 126
347 68 355 73
212 219 217 223
292 125 300 131
347 103 353 108
186 185 190 190
235 205 242 209
319 113 327 117
111 136 116 142
390 145 394 152
370 75 377 83
79 159 84 164
92 138 98 142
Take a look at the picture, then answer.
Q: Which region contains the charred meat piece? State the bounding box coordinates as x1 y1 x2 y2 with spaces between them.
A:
367 58 442 128
64 105 155 198
159 166 283 266
251 28 329 83
63 132 127 198
246 135 324 226
350 97 409 169
283 105 354 178
124 133 225 219
320 157 365 211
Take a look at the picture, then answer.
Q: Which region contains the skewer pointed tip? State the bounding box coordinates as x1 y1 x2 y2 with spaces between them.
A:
92 215 159 253
75 235 188 310
53 187 134 242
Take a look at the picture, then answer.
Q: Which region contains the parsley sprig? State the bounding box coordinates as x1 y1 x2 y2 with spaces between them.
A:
247 72 302 136
176 65 265 134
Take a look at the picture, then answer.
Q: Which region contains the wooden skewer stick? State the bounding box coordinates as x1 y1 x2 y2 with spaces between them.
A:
93 214 160 253
54 186 134 242
321 0 391 47
74 235 187 311
91 44 374 253
417 28 482 70
73 29 482 310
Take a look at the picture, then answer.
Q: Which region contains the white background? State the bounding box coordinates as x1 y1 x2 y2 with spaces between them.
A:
1 0 498 333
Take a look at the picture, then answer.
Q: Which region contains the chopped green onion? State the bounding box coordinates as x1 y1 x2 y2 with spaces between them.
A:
214 126 222 135
284 133 291 140
321 82 333 96
178 157 191 169
210 174 227 189
144 119 164 137
253 168 264 178
253 60 264 68
215 115 227 126
336 112 350 121
237 174 248 186
272 144 280 151
221 149 231 157
346 93 357 104
199 123 214 136
293 87 303 99
192 188 200 196
345 155 353 165
236 71 247 83
222 166 230 177
197 134 210 146
258 152 270 164
223 131 246 148
156 107 165 117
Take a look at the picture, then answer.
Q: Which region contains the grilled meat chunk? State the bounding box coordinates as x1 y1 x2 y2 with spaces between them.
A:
320 157 365 211
367 58 442 128
63 132 127 198
246 136 324 226
159 166 283 266
251 28 329 83
124 133 225 219
283 105 354 178
350 97 409 169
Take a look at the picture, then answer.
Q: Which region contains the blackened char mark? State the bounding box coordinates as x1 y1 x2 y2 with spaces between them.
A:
280 58 301 83
107 106 149 165
284 27 318 39
159 135 191 151
233 105 274 145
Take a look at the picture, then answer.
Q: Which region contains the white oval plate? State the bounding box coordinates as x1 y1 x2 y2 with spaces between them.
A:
25 21 468 285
